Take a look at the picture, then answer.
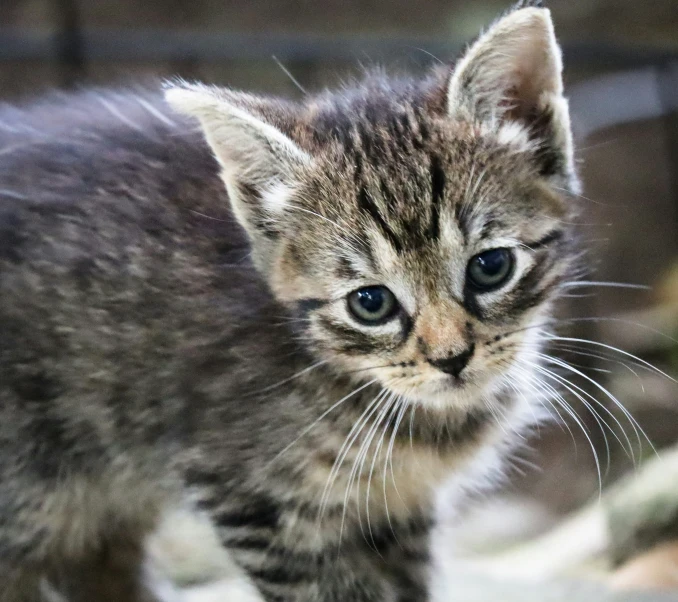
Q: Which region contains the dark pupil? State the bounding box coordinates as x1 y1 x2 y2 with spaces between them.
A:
357 287 384 314
477 249 507 275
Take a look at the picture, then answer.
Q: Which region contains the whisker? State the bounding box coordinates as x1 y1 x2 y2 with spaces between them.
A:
266 377 379 470
319 387 390 524
551 185 617 207
544 335 677 384
363 392 400 552
512 363 603 494
385 397 409 510
561 281 651 291
528 357 633 466
508 363 580 460
0 189 28 200
245 360 329 396
272 55 308 95
547 343 646 392
343 389 396 548
551 316 678 346
536 352 657 459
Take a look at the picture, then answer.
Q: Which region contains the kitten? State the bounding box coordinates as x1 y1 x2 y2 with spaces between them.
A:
0 2 579 601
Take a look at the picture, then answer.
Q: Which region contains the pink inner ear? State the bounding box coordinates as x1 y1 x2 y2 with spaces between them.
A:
501 48 556 123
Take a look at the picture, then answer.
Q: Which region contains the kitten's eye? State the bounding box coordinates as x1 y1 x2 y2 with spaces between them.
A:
347 286 398 324
467 248 514 291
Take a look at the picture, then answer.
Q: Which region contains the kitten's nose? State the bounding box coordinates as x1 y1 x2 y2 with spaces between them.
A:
430 344 475 378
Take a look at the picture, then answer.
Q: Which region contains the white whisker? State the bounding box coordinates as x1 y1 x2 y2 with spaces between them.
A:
528 358 631 465
341 389 395 546
561 281 651 291
318 387 388 525
246 359 329 396
135 95 177 127
544 335 677 384
0 189 28 200
534 352 657 459
267 377 378 470
363 392 399 552
514 362 603 494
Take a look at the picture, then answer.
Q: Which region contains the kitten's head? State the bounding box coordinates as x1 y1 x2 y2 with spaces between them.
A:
167 4 577 411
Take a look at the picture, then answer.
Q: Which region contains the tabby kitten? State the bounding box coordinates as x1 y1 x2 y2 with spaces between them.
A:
0 2 578 601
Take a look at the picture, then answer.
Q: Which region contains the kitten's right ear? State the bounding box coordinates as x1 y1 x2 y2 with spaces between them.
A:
447 5 578 192
165 83 311 272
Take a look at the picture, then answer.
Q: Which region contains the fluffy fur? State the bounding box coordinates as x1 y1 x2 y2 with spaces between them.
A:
0 3 578 601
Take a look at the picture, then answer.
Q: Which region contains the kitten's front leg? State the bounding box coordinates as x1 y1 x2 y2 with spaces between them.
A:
228 545 396 602
197 492 395 602
371 517 433 602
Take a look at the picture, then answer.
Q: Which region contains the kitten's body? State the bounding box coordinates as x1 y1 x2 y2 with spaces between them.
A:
0 4 578 601
0 86 482 602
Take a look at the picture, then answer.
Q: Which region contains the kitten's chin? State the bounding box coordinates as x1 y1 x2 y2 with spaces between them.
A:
390 376 494 413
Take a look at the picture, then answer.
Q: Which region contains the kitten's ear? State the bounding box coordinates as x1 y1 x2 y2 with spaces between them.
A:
165 83 311 271
447 6 577 191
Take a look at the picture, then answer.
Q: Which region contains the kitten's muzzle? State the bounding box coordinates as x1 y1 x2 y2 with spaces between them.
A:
428 343 475 378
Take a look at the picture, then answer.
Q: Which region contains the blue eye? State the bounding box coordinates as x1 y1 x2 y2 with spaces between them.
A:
347 286 398 324
467 248 514 291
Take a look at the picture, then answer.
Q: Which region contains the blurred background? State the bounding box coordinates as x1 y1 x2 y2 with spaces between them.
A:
2 0 678 595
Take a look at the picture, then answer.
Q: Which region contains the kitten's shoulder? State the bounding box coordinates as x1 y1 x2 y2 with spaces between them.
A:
0 87 218 192
0 87 246 307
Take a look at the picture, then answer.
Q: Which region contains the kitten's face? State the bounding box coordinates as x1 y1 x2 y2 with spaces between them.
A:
168 4 577 412
269 113 571 409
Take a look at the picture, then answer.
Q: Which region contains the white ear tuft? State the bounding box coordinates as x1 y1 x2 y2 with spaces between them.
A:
448 8 562 122
165 82 311 272
165 83 310 184
447 7 577 190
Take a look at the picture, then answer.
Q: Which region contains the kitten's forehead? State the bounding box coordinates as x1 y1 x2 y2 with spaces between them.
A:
301 102 561 249
282 79 569 305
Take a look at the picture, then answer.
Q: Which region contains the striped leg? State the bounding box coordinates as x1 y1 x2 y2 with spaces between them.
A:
198 492 395 602
370 516 433 602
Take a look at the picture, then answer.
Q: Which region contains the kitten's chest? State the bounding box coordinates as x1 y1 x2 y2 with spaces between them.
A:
297 428 472 525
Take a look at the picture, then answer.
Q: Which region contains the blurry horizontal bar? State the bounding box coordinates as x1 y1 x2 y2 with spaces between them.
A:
570 65 678 138
1 27 678 69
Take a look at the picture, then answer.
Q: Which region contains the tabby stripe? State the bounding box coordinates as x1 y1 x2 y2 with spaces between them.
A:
256 583 293 602
183 467 222 487
479 218 500 240
297 298 328 316
224 533 274 550
217 511 278 529
453 202 470 243
464 245 560 321
428 154 444 240
358 186 403 253
514 277 561 314
499 254 558 318
524 229 563 250
398 311 414 341
400 407 489 447
418 118 430 144
214 498 280 529
335 256 361 280
401 548 431 563
250 564 313 585
318 317 382 355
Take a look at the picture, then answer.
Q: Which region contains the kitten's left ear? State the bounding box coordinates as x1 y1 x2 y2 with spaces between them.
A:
165 83 311 274
448 5 578 192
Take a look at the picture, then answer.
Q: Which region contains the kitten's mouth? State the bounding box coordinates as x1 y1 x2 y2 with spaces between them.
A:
383 371 489 411
445 372 468 386
433 373 471 392
421 374 466 393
